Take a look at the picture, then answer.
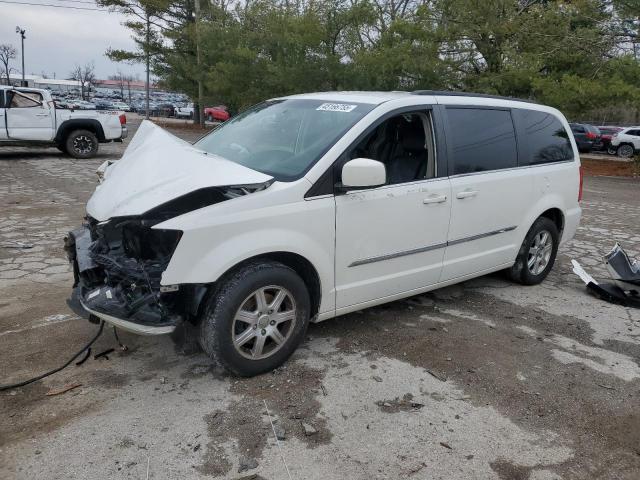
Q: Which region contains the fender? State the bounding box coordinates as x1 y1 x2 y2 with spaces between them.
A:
156 191 337 314
55 118 106 143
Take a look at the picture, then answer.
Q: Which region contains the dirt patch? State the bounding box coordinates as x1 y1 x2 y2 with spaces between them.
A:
0 382 102 447
319 289 640 479
581 157 637 177
197 359 331 475
490 459 533 480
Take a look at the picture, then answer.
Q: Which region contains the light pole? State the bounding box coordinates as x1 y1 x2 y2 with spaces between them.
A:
15 26 25 86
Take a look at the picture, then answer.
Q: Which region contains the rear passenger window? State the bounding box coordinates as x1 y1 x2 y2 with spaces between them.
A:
446 108 518 175
517 110 573 165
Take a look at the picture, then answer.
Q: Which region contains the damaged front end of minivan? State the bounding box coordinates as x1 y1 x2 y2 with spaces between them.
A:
64 120 274 334
65 216 187 334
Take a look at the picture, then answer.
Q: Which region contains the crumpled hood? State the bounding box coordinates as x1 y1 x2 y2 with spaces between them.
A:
86 120 272 221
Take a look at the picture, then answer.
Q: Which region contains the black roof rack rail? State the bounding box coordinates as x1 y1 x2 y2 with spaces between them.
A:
411 90 538 105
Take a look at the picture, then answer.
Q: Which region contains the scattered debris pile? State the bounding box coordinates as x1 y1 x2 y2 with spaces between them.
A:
572 243 640 308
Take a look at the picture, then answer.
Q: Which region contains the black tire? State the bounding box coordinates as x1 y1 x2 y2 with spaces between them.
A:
198 260 310 377
507 217 559 285
65 129 99 159
607 145 617 155
617 144 635 158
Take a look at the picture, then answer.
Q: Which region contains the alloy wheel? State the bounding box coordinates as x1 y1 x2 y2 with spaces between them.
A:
527 230 553 275
73 135 93 155
618 144 634 158
231 285 297 360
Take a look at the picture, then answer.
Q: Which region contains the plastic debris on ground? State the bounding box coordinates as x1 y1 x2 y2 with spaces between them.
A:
572 243 640 308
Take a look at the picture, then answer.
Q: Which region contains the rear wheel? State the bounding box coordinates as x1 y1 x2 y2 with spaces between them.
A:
617 144 635 158
507 217 559 285
65 129 98 159
198 261 310 376
607 145 617 155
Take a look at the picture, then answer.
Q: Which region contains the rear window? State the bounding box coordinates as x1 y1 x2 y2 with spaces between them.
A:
516 109 573 165
446 107 518 175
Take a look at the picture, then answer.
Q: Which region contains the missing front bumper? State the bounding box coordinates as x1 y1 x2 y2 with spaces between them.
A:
65 223 182 335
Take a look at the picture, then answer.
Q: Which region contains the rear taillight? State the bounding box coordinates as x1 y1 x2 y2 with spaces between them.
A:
578 166 584 202
119 114 127 125
585 131 597 140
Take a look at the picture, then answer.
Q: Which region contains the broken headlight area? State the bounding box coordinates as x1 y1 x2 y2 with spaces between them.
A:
65 216 186 330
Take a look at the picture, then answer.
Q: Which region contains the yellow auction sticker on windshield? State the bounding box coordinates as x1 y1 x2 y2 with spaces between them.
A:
316 103 358 113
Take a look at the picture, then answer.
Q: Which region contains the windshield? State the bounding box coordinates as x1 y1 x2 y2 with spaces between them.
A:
195 99 375 181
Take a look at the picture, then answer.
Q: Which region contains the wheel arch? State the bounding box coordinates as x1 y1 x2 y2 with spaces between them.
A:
56 119 106 143
198 251 323 322
539 207 564 238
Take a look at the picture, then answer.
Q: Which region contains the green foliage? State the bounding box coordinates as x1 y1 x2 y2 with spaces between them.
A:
107 0 640 119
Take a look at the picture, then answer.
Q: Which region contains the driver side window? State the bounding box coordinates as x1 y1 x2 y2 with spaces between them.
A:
343 111 435 185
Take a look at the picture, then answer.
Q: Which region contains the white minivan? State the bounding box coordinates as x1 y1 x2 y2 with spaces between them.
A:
66 91 582 376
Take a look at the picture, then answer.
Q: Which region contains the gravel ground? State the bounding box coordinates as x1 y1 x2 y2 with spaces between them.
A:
1 116 639 480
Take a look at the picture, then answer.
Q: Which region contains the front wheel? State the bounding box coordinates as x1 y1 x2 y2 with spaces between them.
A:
617 144 635 158
198 261 310 376
65 129 98 159
507 217 559 285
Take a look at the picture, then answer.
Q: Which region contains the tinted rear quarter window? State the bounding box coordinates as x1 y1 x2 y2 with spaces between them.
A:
446 107 518 175
516 109 573 165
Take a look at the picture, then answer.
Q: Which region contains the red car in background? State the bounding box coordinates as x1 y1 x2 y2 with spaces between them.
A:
597 126 623 154
204 105 230 122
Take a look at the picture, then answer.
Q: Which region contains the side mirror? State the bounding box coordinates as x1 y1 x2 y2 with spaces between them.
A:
340 158 386 190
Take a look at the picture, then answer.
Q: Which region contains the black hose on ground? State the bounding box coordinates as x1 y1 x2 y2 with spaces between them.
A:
0 321 105 392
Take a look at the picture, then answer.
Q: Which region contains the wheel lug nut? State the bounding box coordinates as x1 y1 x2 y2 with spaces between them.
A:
270 320 276 326
268 309 273 314
253 325 257 330
261 329 266 335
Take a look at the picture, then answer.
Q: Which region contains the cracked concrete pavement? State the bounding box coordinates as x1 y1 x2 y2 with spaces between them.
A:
1 116 639 479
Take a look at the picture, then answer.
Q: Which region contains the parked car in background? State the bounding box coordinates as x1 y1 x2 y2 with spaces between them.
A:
596 126 623 154
158 103 176 117
110 101 132 112
569 123 601 153
609 127 640 158
204 105 230 122
66 91 581 376
95 99 114 111
69 99 97 110
175 103 194 119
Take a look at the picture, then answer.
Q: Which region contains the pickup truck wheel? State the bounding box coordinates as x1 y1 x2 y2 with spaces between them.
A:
198 260 310 377
507 217 559 286
65 129 98 159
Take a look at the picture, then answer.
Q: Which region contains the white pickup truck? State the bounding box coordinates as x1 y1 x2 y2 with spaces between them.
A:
0 86 127 158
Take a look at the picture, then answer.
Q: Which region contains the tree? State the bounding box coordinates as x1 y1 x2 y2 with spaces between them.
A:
109 71 126 99
0 44 16 86
70 62 96 100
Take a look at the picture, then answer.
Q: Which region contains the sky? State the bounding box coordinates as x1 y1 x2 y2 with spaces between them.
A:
0 2 146 80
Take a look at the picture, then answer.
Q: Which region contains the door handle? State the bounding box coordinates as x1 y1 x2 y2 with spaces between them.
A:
36 113 49 117
456 190 478 199
423 195 447 204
